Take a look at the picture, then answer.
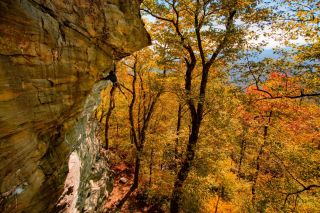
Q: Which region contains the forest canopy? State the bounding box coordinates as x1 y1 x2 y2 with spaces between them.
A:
98 0 320 212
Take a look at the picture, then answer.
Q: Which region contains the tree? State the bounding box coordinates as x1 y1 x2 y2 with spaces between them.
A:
142 0 266 211
235 69 320 211
95 1 319 212
112 48 167 210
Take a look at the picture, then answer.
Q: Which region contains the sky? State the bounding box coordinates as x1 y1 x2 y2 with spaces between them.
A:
251 27 307 49
142 15 307 49
141 1 310 60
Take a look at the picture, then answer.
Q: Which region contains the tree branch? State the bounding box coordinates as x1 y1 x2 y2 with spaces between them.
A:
206 10 236 68
257 92 320 100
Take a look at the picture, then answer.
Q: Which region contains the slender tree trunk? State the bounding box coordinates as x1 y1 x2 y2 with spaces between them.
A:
214 193 221 213
115 57 162 211
115 117 119 137
114 61 138 211
238 139 246 178
113 65 141 212
149 146 154 187
252 111 272 208
251 126 268 207
174 104 182 173
104 84 117 150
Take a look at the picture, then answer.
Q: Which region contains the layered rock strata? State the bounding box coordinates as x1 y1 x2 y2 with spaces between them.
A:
0 0 150 212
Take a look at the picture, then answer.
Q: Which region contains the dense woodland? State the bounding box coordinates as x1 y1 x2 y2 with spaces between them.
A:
97 0 320 212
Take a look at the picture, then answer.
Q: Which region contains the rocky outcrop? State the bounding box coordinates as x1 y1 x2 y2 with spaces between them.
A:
0 0 150 212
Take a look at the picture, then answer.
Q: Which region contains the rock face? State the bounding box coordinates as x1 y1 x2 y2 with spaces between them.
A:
0 0 150 212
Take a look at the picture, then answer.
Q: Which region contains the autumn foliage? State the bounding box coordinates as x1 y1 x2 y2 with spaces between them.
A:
97 0 320 212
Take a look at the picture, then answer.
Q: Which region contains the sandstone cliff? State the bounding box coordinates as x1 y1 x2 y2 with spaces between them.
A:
0 0 150 212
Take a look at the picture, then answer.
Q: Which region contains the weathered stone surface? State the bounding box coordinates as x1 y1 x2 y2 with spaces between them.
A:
0 0 150 212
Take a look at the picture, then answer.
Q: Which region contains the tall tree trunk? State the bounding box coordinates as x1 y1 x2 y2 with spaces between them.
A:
170 59 209 212
174 104 182 173
114 62 138 211
104 84 117 150
143 6 237 212
252 111 272 208
170 115 200 213
237 139 246 178
115 57 162 211
149 146 154 187
251 126 268 207
133 147 142 189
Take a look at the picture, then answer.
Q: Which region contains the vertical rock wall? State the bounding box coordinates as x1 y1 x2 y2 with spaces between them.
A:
0 0 150 212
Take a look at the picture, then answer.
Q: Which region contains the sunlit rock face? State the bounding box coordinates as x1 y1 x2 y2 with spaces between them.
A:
0 0 150 212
